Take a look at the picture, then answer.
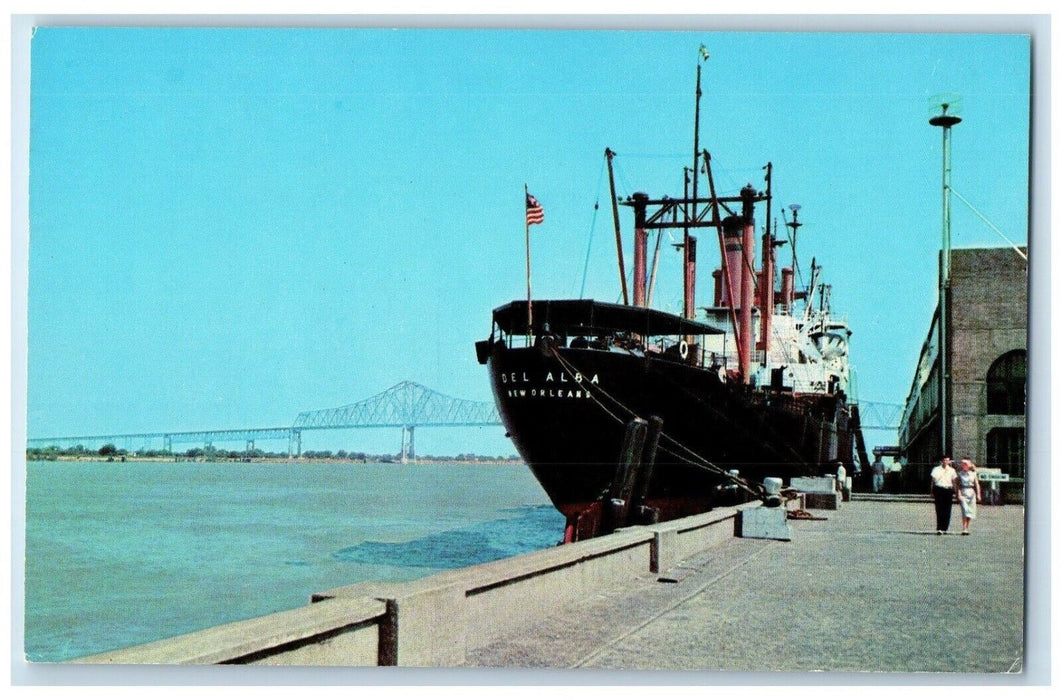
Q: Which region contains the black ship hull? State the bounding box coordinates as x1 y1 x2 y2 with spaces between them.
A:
486 341 852 541
479 53 859 539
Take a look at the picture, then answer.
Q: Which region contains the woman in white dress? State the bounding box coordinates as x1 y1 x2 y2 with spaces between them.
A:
956 459 982 535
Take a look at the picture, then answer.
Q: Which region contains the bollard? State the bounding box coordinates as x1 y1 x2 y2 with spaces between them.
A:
763 477 783 507
739 477 792 541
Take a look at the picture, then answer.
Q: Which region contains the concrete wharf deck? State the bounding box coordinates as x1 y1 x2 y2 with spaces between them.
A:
68 496 1029 682
467 499 1025 673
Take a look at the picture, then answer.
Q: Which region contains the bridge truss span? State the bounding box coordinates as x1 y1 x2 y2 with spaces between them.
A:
854 401 904 430
30 381 503 461
28 381 898 463
292 381 502 461
293 381 501 430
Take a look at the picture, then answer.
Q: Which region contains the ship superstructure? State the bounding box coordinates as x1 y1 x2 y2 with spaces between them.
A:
476 56 858 541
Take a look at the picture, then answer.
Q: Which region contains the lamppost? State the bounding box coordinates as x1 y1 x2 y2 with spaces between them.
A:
930 98 961 459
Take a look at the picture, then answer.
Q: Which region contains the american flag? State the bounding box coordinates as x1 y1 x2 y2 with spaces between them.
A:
526 192 544 226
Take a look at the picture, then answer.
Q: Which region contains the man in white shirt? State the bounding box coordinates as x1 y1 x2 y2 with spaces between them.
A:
929 457 958 534
836 462 849 501
871 456 886 493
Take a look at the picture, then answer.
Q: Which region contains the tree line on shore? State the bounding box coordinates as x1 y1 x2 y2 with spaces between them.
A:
26 444 519 463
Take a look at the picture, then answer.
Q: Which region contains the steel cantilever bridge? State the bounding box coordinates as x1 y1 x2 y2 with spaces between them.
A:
27 381 502 460
27 380 903 460
292 381 501 458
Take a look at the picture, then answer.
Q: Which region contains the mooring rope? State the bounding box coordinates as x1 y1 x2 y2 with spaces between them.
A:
546 344 764 499
546 338 830 493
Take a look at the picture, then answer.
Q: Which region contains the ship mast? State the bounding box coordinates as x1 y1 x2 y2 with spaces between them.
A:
605 148 629 305
786 204 802 282
683 47 707 323
617 47 768 384
782 204 803 314
804 258 820 322
758 162 775 363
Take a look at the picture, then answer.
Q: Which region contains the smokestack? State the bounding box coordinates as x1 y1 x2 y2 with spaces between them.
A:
721 216 743 307
632 192 649 307
684 236 697 320
739 185 757 383
713 269 723 307
759 227 775 354
781 267 794 312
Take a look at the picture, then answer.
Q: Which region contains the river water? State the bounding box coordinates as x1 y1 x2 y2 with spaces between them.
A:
23 459 563 662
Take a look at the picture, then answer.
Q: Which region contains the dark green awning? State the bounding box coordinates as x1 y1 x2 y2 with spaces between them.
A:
491 299 724 337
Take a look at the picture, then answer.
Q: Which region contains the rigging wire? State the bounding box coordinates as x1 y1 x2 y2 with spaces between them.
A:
705 153 760 194
579 155 609 298
611 157 636 201
616 152 689 159
769 313 797 366
948 186 1028 262
646 229 668 306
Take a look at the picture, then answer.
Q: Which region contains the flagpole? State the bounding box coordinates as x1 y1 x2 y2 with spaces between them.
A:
525 183 533 342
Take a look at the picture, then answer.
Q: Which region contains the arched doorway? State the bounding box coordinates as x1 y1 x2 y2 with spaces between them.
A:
986 349 1026 415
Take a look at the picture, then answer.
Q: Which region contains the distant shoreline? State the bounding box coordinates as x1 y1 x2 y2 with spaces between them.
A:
28 454 525 466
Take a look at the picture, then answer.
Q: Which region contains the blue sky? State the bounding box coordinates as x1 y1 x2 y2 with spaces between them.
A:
25 28 1030 456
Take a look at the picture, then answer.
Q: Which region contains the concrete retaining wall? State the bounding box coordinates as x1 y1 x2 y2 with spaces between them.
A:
462 529 653 651
635 505 743 573
78 597 387 666
76 505 747 667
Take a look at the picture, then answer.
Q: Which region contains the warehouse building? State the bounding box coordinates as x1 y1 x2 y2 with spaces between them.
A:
898 246 1027 498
